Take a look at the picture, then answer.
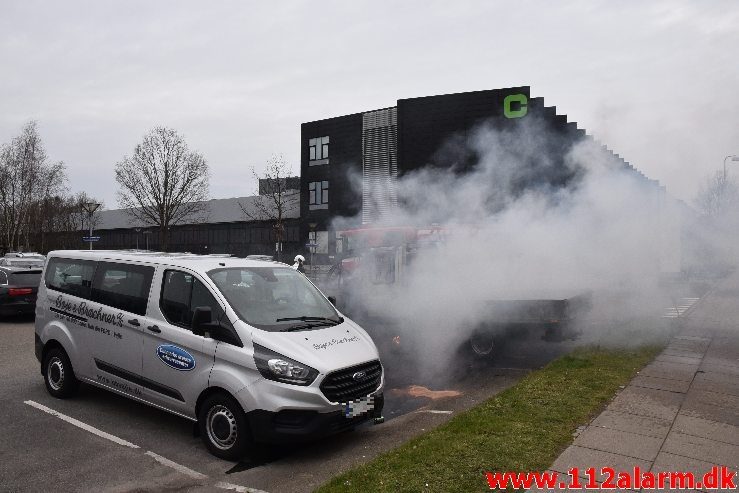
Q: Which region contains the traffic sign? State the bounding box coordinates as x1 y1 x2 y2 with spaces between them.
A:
83 236 101 242
305 242 318 247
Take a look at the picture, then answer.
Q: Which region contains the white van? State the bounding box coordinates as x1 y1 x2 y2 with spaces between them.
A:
34 251 384 459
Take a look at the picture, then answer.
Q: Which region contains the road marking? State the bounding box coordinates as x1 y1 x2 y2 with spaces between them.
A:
24 400 268 492
216 481 271 493
24 400 139 449
417 409 453 414
144 451 208 480
662 297 699 318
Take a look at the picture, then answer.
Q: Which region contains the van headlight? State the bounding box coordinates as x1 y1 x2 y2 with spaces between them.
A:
253 343 319 386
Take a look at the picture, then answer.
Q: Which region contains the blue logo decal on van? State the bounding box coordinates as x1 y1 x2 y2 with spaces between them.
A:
156 345 196 371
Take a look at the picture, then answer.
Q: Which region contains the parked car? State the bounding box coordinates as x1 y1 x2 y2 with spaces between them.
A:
0 257 45 268
4 252 45 259
0 265 43 316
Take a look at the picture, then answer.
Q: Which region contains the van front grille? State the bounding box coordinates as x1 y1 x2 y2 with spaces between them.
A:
320 360 382 403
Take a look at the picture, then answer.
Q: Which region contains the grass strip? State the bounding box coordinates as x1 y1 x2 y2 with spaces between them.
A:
316 346 659 493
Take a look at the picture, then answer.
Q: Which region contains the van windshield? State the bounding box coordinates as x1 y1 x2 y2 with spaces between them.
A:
208 267 341 332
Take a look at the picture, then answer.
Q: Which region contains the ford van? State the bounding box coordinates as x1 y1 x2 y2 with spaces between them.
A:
34 251 384 459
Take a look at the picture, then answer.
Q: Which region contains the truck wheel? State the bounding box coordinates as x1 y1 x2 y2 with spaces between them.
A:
470 332 496 356
198 393 251 460
43 347 80 398
468 330 502 357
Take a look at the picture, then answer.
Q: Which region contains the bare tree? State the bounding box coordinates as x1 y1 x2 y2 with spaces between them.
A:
115 127 209 251
239 155 299 261
0 121 67 252
695 170 739 218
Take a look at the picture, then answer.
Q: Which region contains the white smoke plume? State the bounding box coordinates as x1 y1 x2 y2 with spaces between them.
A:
328 117 716 377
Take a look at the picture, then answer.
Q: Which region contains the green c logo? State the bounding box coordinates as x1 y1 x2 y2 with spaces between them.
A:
504 94 528 119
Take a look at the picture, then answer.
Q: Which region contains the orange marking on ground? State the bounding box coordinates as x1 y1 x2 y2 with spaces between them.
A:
390 385 462 400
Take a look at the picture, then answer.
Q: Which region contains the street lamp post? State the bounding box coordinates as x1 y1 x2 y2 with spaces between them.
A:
308 222 317 277
135 228 141 250
80 202 101 250
143 230 151 251
723 155 739 180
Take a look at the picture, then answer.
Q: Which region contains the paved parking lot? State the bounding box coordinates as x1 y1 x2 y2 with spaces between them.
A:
1 315 570 493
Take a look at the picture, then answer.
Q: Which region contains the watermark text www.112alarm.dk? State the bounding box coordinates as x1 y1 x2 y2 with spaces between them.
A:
485 466 737 490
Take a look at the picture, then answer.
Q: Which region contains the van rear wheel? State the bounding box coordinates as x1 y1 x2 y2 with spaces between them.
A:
43 347 79 398
198 393 251 460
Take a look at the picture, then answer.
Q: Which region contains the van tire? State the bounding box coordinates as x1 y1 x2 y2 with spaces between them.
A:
43 347 80 398
198 393 251 460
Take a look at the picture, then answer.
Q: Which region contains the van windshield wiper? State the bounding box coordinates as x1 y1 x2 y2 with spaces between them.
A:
276 316 343 323
279 321 334 332
276 316 344 332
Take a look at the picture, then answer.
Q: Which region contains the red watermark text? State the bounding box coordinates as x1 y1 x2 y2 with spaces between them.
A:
485 466 737 490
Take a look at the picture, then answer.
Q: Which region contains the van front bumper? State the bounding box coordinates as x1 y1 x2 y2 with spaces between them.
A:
247 392 384 444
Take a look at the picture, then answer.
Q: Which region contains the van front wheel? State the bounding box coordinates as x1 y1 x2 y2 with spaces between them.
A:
198 393 251 460
43 347 80 398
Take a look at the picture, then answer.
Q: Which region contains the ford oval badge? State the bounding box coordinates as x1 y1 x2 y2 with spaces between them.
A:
156 344 196 371
352 370 367 381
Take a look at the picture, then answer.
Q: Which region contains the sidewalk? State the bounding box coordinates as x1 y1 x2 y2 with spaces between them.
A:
533 271 739 491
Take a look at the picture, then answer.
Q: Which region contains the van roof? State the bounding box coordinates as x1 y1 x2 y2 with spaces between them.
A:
47 250 290 271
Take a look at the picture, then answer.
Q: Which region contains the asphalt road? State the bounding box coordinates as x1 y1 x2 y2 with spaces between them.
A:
0 315 572 493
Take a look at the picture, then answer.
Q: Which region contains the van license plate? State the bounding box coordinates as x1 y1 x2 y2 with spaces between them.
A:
343 395 375 418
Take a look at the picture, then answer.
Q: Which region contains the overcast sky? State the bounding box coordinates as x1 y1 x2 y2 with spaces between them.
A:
1 0 737 208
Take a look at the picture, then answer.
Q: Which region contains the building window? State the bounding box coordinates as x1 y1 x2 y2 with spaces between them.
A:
309 136 329 165
309 181 329 210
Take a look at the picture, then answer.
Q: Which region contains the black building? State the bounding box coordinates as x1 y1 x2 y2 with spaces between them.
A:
300 86 659 264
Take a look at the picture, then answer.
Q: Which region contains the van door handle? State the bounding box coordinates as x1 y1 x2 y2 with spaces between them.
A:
128 319 140 327
147 325 161 333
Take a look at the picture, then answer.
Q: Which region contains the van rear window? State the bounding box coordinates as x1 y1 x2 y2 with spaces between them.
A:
45 258 96 299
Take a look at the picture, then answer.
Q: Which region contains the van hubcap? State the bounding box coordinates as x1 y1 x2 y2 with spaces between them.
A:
206 405 237 449
48 357 65 391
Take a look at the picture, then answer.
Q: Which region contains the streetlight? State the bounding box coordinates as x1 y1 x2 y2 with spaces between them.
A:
724 155 739 180
135 228 141 250
80 202 101 250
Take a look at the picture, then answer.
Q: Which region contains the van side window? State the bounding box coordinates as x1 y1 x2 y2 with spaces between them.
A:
45 258 96 299
90 262 154 316
160 269 230 331
190 278 227 325
160 270 194 326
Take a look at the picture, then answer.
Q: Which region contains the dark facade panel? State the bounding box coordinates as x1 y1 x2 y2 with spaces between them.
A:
397 86 531 173
300 113 364 238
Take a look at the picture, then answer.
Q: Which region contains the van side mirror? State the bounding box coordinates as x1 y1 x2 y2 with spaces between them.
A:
328 296 337 306
191 306 212 336
191 306 243 347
